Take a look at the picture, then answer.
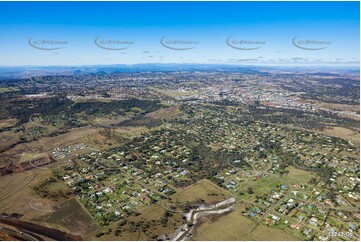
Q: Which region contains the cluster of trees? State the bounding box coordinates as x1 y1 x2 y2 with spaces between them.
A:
32 176 71 200
70 98 164 115
1 96 164 126
1 96 72 123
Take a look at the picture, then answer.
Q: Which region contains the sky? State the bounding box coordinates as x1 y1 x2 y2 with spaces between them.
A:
0 1 359 67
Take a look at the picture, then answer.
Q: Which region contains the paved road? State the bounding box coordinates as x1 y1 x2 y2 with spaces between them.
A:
257 190 291 223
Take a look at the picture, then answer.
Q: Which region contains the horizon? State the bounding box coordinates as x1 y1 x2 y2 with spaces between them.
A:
0 63 360 70
0 62 359 80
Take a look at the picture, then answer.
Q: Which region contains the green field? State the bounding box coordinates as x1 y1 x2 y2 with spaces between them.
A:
283 166 315 185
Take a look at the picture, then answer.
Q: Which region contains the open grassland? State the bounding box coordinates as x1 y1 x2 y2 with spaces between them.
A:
0 118 17 128
0 168 52 220
192 211 299 241
239 175 282 203
113 126 149 138
321 126 360 143
262 114 360 144
0 131 21 155
317 101 360 113
172 179 233 204
168 179 234 212
34 198 99 237
145 106 181 120
283 166 315 185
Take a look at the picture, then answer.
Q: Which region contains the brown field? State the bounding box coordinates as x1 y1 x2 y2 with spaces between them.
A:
0 130 21 152
172 179 233 204
0 168 52 221
317 101 360 113
320 126 360 143
113 126 149 137
0 118 17 128
282 121 359 145
192 211 299 241
34 198 99 237
145 106 181 120
0 163 97 238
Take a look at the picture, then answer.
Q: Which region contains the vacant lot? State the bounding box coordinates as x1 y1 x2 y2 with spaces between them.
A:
0 168 52 220
192 211 298 241
283 166 314 185
35 198 98 237
321 126 360 143
113 126 149 138
172 179 233 204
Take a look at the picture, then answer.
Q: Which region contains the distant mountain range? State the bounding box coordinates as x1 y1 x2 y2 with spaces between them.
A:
0 64 359 80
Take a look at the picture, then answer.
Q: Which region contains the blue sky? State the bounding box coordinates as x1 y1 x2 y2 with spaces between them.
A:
0 1 359 66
